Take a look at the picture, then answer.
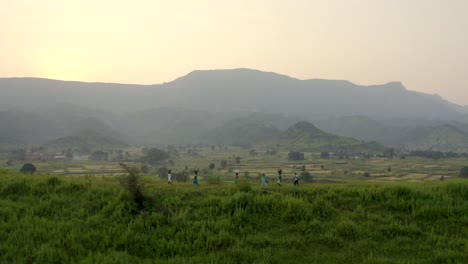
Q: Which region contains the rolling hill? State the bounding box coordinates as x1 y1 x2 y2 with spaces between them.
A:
201 117 281 147
0 109 125 148
265 121 384 152
44 131 126 153
395 125 468 151
2 69 468 150
0 110 57 145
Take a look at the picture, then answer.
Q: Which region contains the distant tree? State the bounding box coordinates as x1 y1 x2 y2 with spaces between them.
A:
321 165 325 170
249 149 257 156
173 170 189 182
168 160 175 166
141 164 149 174
89 151 109 161
235 157 241 164
220 160 228 169
384 148 396 158
301 171 313 183
65 149 74 160
157 167 168 178
266 149 277 155
320 152 330 159
460 167 468 177
363 172 371 178
141 148 169 165
78 145 92 155
387 167 392 172
210 145 216 151
301 165 306 171
209 163 215 170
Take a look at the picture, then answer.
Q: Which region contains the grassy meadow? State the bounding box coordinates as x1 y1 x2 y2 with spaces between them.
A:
0 167 467 263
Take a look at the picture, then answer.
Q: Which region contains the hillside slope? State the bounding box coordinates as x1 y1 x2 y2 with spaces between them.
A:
266 121 383 152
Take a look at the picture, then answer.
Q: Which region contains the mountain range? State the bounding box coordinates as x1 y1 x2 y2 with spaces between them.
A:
2 68 468 151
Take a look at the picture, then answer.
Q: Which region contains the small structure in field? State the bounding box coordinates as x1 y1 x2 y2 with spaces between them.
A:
288 151 304 161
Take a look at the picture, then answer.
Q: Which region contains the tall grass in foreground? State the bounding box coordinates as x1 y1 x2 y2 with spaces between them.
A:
0 170 467 263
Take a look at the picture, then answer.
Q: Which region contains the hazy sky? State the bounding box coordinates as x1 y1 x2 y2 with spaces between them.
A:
1 0 468 104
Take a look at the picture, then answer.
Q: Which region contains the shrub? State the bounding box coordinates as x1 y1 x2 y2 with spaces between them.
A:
334 220 359 240
119 163 144 209
220 160 228 169
301 171 313 183
236 179 252 192
207 175 221 185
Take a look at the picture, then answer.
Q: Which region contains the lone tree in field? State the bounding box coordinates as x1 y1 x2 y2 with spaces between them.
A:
235 156 241 164
220 160 228 169
460 166 468 177
208 163 215 170
320 152 330 159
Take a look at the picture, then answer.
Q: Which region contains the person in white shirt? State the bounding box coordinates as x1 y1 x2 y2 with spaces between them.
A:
168 169 172 184
294 172 300 186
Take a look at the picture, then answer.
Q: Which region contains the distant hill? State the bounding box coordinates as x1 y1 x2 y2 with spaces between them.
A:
0 110 57 145
395 125 468 151
113 108 233 145
314 116 391 142
2 69 468 150
0 69 465 119
313 116 468 151
202 117 281 147
44 131 126 153
265 121 384 152
0 109 124 148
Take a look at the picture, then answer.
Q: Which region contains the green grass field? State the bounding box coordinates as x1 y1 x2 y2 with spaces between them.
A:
0 168 467 263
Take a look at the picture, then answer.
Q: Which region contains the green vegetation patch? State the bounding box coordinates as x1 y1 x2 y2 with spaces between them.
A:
0 174 467 263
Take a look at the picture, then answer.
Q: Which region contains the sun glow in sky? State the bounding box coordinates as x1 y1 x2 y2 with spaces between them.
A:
1 0 468 104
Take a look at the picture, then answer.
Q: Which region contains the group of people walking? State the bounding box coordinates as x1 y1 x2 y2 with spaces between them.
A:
261 169 300 188
167 168 300 187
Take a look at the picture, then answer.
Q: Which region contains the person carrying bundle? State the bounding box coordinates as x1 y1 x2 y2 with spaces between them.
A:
261 172 267 188
193 169 199 186
277 168 282 186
